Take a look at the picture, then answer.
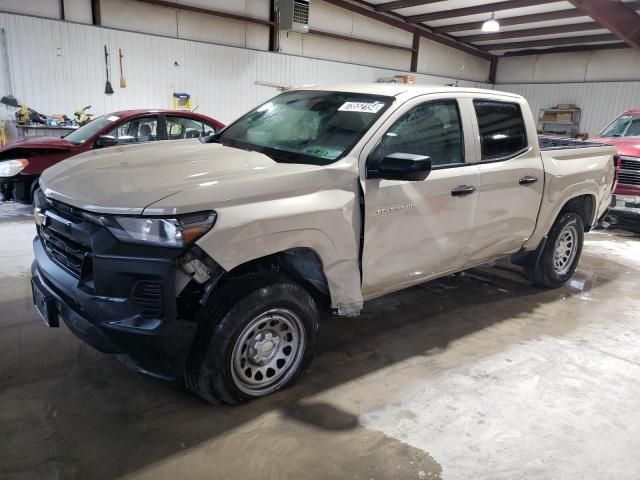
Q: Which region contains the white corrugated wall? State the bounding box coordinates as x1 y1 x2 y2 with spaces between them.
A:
497 82 640 137
0 12 487 131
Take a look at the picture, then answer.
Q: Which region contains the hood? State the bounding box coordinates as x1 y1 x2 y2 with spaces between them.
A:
0 136 74 153
591 136 640 158
40 139 337 215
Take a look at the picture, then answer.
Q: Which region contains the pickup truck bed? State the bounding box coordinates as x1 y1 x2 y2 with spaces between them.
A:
539 136 611 151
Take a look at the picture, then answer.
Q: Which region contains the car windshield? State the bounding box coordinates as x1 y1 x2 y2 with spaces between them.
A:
64 114 123 144
599 114 640 138
217 90 393 165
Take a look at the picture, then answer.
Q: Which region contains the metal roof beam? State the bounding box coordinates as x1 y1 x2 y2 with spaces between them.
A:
459 22 601 42
436 10 585 33
481 33 618 51
567 0 640 48
501 43 629 56
408 0 561 24
137 0 272 26
375 0 444 12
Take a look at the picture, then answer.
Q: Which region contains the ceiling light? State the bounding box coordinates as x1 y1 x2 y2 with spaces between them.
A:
482 13 500 33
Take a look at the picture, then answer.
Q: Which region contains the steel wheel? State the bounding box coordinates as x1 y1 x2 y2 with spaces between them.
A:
230 308 306 396
553 223 578 276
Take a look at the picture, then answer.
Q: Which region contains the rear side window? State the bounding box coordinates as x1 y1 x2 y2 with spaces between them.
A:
473 100 527 160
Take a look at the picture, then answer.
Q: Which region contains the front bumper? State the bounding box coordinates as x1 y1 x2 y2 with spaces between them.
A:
32 230 198 382
609 194 640 219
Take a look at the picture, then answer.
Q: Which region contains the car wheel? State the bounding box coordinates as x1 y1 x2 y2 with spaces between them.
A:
185 273 319 404
525 212 584 288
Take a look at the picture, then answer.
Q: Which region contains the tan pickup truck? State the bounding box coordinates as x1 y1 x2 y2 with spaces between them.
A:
31 84 616 404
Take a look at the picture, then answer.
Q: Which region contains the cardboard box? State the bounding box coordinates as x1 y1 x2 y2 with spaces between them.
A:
557 103 577 109
556 113 573 122
541 112 557 122
394 74 415 84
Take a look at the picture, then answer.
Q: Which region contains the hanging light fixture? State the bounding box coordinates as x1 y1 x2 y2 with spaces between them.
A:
482 13 500 33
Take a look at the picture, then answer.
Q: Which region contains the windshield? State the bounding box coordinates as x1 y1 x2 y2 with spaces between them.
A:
64 114 122 144
218 90 393 165
599 114 640 138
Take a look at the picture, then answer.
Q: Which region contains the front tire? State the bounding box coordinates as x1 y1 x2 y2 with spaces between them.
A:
525 212 584 288
185 274 319 404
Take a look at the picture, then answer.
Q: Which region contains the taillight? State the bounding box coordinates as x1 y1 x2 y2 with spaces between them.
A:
612 154 621 191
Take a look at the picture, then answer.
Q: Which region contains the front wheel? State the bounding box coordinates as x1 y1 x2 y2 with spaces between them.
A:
185 274 319 404
525 212 584 288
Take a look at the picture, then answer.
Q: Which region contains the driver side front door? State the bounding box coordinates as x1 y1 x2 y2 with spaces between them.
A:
360 96 480 299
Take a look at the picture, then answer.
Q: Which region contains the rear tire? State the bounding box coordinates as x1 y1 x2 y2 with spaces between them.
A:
525 212 584 288
185 274 319 404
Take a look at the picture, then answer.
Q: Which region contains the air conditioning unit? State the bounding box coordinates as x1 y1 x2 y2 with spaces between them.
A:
277 0 310 34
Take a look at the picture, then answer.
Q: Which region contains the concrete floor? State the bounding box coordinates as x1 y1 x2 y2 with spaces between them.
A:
2 201 640 480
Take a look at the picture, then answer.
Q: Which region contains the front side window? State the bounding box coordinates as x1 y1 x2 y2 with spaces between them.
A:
64 114 122 144
600 115 640 137
474 100 527 161
166 116 217 140
218 90 393 165
382 100 464 167
105 116 159 145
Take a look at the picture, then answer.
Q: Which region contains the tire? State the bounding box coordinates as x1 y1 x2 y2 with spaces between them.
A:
525 212 584 288
185 273 319 404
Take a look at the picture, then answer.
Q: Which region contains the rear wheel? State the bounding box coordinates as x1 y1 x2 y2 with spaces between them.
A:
185 274 319 404
525 212 584 288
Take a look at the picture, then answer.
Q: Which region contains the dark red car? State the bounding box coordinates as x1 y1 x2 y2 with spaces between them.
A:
592 110 640 222
0 109 224 203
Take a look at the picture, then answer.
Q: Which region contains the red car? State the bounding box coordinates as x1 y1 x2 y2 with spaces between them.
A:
592 110 640 222
0 109 224 203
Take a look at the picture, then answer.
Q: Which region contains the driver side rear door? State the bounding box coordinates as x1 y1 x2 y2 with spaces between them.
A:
360 94 480 299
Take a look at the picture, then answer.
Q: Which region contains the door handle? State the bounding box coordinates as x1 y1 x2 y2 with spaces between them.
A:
519 175 538 185
451 185 476 197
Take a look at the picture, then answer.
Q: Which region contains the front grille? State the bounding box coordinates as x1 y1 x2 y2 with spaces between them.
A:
620 157 640 171
131 280 164 318
618 157 640 186
41 226 90 277
49 200 85 221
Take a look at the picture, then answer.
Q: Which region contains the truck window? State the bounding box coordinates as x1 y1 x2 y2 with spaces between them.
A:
600 115 640 137
217 90 393 165
382 100 464 167
473 100 527 161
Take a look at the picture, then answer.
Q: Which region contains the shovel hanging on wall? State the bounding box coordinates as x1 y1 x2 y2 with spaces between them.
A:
104 45 114 95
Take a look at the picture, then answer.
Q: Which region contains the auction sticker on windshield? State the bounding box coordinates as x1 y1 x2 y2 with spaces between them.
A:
338 102 385 114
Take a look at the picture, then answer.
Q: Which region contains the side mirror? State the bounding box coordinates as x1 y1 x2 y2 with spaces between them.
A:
367 151 432 181
95 135 118 148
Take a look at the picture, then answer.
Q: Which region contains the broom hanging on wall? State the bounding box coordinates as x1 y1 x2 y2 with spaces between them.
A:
104 45 114 95
119 48 126 88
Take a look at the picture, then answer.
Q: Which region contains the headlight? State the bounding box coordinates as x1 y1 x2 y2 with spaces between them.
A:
0 159 29 177
83 211 217 248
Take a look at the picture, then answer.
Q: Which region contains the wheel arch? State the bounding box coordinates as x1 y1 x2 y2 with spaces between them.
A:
222 247 332 308
557 193 596 232
525 189 598 252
